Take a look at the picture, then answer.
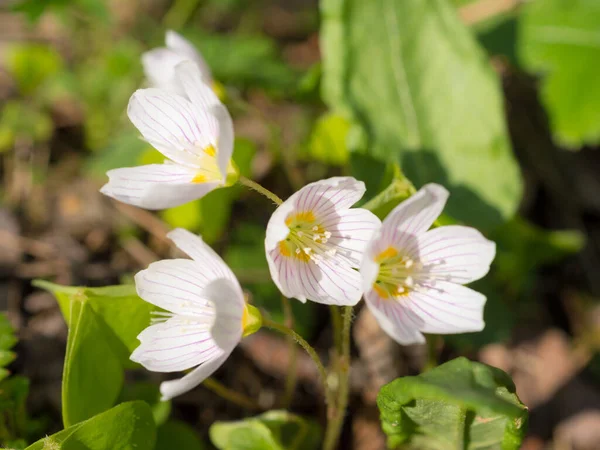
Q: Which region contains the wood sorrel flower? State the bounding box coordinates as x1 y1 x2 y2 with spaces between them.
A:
265 177 380 306
142 30 213 95
100 61 235 210
360 184 495 345
131 228 261 400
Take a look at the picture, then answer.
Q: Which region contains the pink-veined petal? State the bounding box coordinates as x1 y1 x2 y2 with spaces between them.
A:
203 278 244 350
167 229 241 300
135 259 217 315
294 177 366 217
128 88 217 166
130 315 220 373
381 184 449 245
416 225 495 285
160 351 230 401
305 258 364 305
403 281 486 334
100 164 219 209
265 200 296 252
327 208 381 266
266 248 307 303
166 30 212 82
365 292 426 345
175 62 232 179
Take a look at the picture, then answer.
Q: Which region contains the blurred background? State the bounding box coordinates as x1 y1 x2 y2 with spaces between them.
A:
0 0 599 448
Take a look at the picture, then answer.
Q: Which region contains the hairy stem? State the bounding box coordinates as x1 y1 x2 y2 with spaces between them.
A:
203 377 261 411
323 306 353 450
238 175 283 205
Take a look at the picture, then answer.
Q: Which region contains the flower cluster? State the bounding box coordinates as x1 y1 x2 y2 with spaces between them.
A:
102 32 496 400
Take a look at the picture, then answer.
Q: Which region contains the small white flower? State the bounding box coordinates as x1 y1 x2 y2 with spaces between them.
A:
265 177 380 306
100 61 235 210
131 228 260 401
142 30 213 95
361 184 496 345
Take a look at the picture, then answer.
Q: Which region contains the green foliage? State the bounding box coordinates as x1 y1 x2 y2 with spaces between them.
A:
0 101 53 152
6 44 64 96
377 357 528 450
302 113 350 166
0 314 17 382
492 217 585 292
181 30 298 92
321 0 522 231
118 382 171 427
156 421 206 450
25 401 156 450
33 281 154 427
519 0 600 148
209 410 321 450
362 166 415 220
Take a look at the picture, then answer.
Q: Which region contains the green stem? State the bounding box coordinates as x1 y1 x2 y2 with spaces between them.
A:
238 175 283 205
203 377 261 411
323 306 353 450
282 297 298 407
329 305 343 356
263 317 331 405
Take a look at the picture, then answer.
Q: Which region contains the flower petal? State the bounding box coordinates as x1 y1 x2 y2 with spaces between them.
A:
403 281 486 334
141 48 188 94
294 177 366 217
166 30 212 82
327 208 381 266
100 164 219 209
365 292 426 345
416 225 496 284
127 88 217 167
167 229 241 296
175 61 233 179
135 259 218 315
264 200 296 252
130 315 220 372
159 351 230 401
203 278 244 350
381 183 449 242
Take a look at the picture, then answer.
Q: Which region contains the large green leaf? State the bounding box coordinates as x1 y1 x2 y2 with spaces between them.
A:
321 0 522 230
25 401 156 450
377 357 528 450
156 421 206 450
210 410 320 450
33 281 154 426
519 0 600 148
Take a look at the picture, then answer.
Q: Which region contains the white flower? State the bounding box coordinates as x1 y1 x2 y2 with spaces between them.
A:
265 177 380 306
142 30 213 95
361 184 496 345
100 61 235 210
131 228 260 401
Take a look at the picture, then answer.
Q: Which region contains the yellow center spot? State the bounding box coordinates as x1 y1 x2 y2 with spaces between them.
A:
191 144 222 184
279 210 333 264
372 246 420 300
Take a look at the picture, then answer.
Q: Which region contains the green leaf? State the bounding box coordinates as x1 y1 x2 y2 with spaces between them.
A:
302 113 350 166
6 44 63 95
519 0 600 148
210 410 321 450
156 421 206 450
61 300 123 427
321 0 522 230
377 357 528 450
180 31 298 91
33 281 155 426
25 401 156 450
492 217 585 292
119 382 171 427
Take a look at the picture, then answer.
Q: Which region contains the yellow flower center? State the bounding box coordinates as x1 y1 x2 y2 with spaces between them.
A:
279 211 334 263
191 144 237 184
372 246 421 299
